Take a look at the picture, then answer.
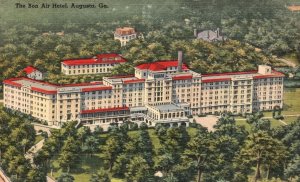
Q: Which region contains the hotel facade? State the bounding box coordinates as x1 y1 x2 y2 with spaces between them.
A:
3 52 284 128
61 53 127 75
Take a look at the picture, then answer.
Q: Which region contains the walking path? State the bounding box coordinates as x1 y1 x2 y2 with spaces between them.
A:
25 139 45 163
278 119 288 125
235 114 300 121
25 125 56 182
277 58 297 68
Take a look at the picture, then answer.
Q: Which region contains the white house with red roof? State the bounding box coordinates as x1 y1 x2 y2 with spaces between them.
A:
114 27 137 46
23 66 43 80
61 53 127 75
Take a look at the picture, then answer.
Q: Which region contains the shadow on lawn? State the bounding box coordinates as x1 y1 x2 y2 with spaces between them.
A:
52 154 105 175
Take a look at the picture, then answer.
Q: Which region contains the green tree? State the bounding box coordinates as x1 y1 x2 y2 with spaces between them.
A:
112 154 129 178
239 131 286 181
137 129 154 166
57 136 80 172
56 173 75 182
26 168 47 182
125 155 153 182
90 168 111 182
184 131 215 182
102 136 123 171
77 126 91 149
155 152 176 175
285 155 300 181
82 136 99 156
214 114 248 145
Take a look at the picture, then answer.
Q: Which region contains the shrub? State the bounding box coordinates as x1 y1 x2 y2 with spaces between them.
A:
139 122 148 130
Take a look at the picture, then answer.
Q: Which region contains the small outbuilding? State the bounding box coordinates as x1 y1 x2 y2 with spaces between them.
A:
23 66 43 80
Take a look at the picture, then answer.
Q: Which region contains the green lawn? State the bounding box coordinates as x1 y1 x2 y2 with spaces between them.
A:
262 111 273 118
282 88 300 116
49 153 124 182
283 116 299 125
236 120 251 131
268 118 285 128
236 118 286 131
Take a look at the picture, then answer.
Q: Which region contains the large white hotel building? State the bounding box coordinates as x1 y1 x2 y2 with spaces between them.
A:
3 52 284 128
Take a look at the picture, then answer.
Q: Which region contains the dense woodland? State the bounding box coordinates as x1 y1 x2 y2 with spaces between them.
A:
1 105 300 181
0 0 300 85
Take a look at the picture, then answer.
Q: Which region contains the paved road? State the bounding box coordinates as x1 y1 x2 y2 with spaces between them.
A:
47 176 56 182
277 58 297 68
32 123 58 135
0 168 11 182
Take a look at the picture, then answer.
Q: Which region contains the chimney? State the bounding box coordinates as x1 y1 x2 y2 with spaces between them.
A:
177 51 183 72
216 28 220 38
194 29 197 37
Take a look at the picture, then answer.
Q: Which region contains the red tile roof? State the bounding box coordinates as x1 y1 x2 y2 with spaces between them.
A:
3 78 22 87
115 27 136 35
272 70 285 76
123 79 145 84
23 66 39 74
202 78 231 83
108 74 135 79
96 53 121 59
136 61 188 71
202 70 258 77
81 106 129 114
253 71 285 79
62 82 103 87
3 77 115 94
82 86 112 92
31 87 57 95
202 69 284 80
172 75 193 81
62 54 126 66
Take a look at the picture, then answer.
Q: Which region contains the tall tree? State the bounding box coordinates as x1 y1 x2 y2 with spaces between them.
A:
137 129 154 166
285 155 300 181
90 168 111 182
125 155 153 182
184 131 215 182
102 136 123 171
57 136 80 172
238 131 286 181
